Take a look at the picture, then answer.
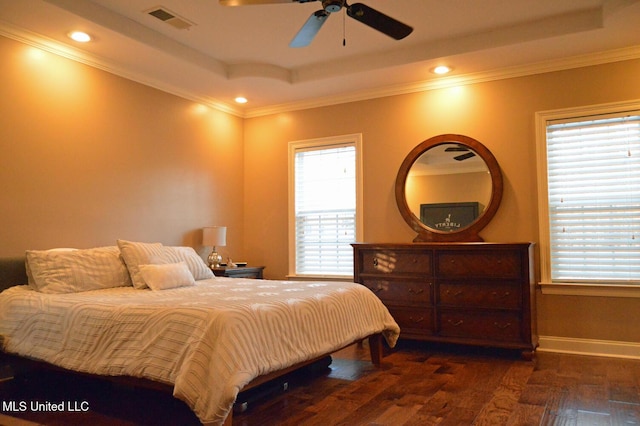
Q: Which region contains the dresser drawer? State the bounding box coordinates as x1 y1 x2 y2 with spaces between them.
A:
436 251 522 278
438 310 522 342
359 250 432 275
361 279 432 304
437 281 520 309
388 306 434 334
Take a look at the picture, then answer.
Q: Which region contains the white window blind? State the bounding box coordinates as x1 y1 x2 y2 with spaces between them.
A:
546 113 640 283
294 144 356 276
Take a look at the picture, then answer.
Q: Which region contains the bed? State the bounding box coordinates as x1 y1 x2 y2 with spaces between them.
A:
0 242 400 426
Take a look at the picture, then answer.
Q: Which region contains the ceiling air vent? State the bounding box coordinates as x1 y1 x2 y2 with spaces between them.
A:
146 7 195 30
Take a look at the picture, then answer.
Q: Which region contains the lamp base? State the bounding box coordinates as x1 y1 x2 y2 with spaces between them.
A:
208 249 222 268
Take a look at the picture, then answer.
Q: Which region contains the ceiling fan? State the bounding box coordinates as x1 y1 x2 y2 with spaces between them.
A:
445 145 477 161
219 0 413 48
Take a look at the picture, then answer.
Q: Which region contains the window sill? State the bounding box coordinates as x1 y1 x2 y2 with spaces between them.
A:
539 282 640 298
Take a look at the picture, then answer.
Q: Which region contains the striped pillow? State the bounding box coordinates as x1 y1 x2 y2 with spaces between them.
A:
162 246 214 281
26 246 132 294
26 247 77 288
117 240 214 289
117 240 166 289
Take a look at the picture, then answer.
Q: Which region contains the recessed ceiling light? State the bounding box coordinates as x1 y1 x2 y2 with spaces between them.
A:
432 65 452 75
235 97 248 104
68 31 91 43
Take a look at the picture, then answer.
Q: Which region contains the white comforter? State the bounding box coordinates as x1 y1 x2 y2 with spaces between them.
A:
0 278 400 425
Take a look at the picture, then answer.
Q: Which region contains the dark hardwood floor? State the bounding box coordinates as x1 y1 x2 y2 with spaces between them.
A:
1 340 639 426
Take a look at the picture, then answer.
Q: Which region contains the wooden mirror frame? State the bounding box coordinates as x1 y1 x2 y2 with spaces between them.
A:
395 134 503 242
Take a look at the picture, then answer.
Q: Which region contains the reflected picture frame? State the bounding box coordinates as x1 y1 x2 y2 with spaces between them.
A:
419 202 480 232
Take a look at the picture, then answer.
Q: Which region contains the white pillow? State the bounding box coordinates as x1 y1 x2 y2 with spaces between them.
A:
26 248 77 288
138 262 196 291
117 240 213 289
26 246 132 294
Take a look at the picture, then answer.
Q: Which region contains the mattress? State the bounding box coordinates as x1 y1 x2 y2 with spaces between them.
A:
0 277 400 425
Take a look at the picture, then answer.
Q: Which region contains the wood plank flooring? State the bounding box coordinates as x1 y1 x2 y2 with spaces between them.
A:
1 340 639 425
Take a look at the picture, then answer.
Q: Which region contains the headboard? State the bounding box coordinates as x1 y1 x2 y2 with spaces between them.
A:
0 258 27 292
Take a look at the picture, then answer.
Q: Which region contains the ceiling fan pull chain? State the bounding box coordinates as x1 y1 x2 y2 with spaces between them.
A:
343 8 346 46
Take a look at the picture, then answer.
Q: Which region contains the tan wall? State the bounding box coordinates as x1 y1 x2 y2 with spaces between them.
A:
244 59 640 343
0 35 244 258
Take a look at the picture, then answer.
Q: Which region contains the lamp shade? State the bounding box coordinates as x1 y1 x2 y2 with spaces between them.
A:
202 226 226 247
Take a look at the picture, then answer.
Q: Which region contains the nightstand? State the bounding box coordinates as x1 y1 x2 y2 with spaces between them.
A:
212 266 265 279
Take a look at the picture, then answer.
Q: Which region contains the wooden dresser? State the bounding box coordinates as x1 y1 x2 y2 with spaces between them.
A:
352 243 537 358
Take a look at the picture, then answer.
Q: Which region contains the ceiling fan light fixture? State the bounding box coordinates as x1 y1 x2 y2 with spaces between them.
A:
322 0 343 13
235 96 248 104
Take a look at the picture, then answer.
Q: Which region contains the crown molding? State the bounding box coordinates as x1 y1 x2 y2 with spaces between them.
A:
2 18 639 119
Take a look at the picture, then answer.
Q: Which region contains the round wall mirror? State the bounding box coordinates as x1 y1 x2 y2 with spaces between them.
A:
395 134 503 242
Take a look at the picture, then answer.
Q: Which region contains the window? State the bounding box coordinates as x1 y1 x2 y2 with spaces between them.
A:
536 100 640 296
288 134 363 278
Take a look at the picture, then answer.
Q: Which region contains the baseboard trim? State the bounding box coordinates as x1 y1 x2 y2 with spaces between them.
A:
538 335 640 360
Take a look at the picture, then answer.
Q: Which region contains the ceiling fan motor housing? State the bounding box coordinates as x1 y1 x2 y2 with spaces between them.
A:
322 0 343 13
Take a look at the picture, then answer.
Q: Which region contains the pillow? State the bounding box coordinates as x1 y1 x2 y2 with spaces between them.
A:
117 240 213 289
117 240 166 289
138 262 196 291
26 246 132 294
26 248 77 288
162 246 214 281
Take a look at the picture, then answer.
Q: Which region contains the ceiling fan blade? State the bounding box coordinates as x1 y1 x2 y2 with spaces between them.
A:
454 152 476 161
219 0 317 6
290 10 330 48
346 2 413 40
445 145 470 152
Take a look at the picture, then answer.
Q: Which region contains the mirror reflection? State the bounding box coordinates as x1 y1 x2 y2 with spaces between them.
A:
405 143 491 232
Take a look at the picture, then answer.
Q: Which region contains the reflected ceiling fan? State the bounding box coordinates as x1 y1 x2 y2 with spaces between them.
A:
219 0 413 47
445 144 477 161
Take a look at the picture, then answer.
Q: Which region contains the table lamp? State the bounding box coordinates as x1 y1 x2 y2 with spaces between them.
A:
202 226 226 268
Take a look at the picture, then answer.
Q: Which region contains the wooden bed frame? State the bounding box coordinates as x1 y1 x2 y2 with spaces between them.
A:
0 257 384 425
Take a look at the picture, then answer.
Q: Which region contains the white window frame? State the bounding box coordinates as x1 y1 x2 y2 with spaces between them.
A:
535 99 640 298
287 134 363 280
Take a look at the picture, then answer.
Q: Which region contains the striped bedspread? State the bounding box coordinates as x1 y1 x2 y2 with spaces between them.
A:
0 278 400 425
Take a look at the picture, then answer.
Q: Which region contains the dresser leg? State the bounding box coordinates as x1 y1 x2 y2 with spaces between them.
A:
520 349 535 361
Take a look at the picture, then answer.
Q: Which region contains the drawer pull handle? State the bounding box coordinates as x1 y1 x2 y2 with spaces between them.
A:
373 286 384 293
446 290 463 297
494 322 512 329
448 319 464 327
373 258 378 266
408 288 424 295
409 316 425 323
492 291 511 298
